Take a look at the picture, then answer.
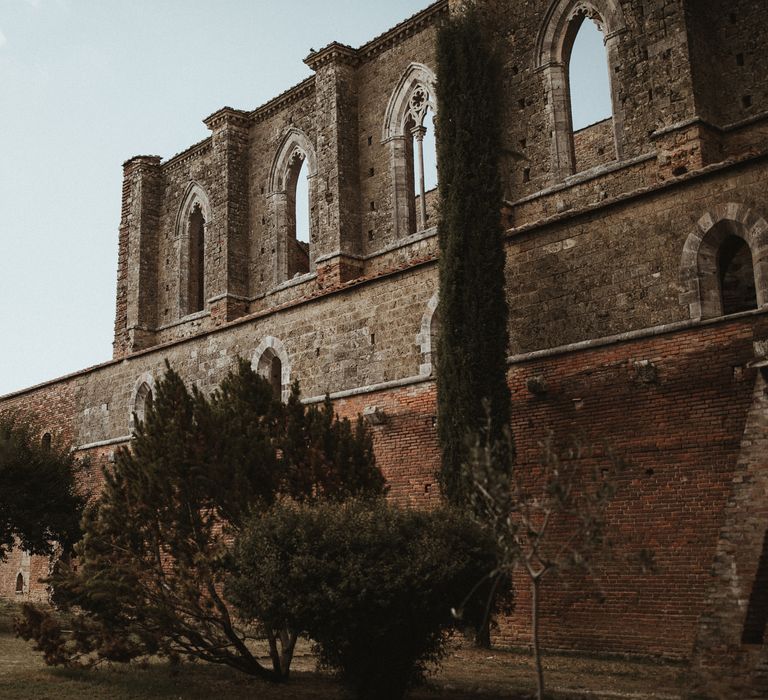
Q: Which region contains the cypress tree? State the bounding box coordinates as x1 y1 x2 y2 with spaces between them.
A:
435 7 511 508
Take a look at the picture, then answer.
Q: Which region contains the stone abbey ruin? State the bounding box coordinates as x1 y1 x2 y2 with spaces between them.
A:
3 0 768 683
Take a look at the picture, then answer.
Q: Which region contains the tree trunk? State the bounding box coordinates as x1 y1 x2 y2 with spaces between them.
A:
475 616 492 648
532 576 544 700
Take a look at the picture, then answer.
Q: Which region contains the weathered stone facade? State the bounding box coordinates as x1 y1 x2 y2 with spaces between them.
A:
4 0 768 684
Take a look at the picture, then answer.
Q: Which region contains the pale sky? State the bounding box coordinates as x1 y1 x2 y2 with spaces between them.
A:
0 0 610 397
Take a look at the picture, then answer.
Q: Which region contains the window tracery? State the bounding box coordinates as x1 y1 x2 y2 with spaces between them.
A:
383 63 438 238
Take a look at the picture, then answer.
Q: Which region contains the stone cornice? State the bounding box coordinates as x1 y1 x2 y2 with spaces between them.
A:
304 42 359 71
203 106 252 131
162 138 212 173
249 76 316 123
357 0 448 63
122 154 162 171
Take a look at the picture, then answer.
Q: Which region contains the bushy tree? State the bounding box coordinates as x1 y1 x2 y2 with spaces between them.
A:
16 360 383 680
435 6 511 508
0 413 84 559
229 498 503 700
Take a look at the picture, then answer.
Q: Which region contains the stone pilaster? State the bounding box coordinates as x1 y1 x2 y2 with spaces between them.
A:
203 107 252 323
305 43 364 285
113 155 162 357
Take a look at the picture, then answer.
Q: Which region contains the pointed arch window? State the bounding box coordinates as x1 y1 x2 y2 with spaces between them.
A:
268 130 318 284
130 373 156 432
405 85 438 233
15 572 24 594
535 0 626 179
188 204 206 313
285 148 311 276
177 183 212 317
383 63 439 239
568 14 615 172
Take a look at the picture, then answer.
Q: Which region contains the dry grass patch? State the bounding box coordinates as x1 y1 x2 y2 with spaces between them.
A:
0 600 687 699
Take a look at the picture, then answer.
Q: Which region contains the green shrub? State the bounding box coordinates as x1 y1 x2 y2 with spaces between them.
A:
16 360 383 680
229 499 503 700
0 413 85 558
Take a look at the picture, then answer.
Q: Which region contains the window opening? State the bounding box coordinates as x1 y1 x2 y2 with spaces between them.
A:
15 573 23 594
536 2 626 179
429 304 440 374
405 85 438 233
719 234 757 315
188 204 205 313
134 382 154 427
566 12 615 173
285 148 310 277
568 16 612 131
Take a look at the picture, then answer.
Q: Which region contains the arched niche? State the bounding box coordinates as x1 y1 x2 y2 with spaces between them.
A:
680 203 768 319
129 372 156 431
417 292 440 377
252 336 292 402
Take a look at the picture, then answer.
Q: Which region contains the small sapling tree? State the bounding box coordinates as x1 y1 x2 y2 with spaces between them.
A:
466 426 633 700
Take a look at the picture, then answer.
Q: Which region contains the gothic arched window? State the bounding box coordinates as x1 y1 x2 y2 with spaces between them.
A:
268 129 318 284
130 373 156 432
535 0 626 179
187 204 206 313
383 63 439 238
567 13 615 172
284 148 311 276
176 182 212 317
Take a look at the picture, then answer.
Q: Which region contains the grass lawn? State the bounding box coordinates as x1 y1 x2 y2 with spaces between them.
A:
0 601 688 699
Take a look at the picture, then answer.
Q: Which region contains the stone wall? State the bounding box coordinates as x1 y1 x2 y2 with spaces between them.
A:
506 156 768 353
573 118 616 173
686 0 768 128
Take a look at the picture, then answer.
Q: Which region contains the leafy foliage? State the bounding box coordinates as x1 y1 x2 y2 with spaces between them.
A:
229 498 502 700
0 413 85 559
435 8 511 508
16 360 383 680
